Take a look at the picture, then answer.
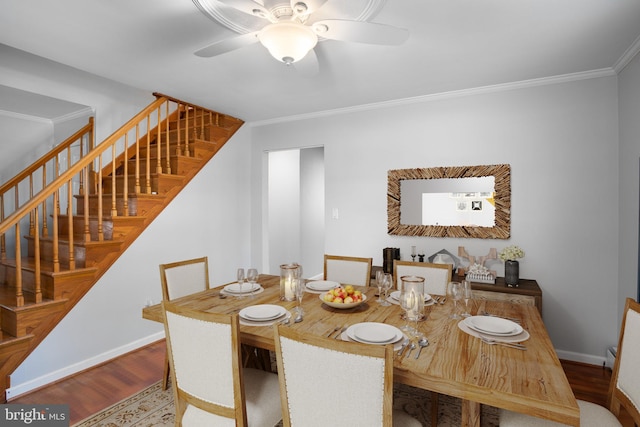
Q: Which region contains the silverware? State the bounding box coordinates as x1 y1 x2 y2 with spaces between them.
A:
479 336 526 350
433 296 439 304
415 337 429 359
275 317 290 327
439 297 446 305
405 342 416 358
327 325 341 337
335 325 348 339
397 339 409 357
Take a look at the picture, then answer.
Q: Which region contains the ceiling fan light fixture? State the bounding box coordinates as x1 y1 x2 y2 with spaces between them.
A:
258 22 318 64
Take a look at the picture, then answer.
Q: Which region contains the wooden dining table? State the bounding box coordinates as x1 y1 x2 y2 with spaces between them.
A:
142 274 579 427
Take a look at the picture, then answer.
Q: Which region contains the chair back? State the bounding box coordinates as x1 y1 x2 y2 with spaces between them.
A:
160 256 210 301
162 301 246 426
274 325 393 426
608 297 640 426
323 254 373 287
393 260 452 295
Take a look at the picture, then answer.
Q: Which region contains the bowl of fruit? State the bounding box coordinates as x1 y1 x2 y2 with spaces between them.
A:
319 285 366 309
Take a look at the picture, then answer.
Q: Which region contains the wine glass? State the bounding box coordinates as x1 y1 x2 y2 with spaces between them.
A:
447 281 463 319
376 270 385 304
461 280 472 317
247 268 258 298
294 278 305 315
237 268 245 296
247 268 258 287
380 273 392 306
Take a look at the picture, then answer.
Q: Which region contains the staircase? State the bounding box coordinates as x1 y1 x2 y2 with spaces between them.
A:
0 94 243 401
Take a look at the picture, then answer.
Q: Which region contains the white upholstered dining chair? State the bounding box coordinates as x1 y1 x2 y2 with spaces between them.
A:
162 301 282 427
323 254 373 287
159 256 210 390
500 297 640 426
274 324 422 427
393 260 452 295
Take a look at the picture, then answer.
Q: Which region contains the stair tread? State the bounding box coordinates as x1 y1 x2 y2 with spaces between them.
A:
1 258 99 275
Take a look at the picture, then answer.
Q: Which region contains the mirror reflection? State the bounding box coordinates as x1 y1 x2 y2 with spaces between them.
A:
401 177 495 227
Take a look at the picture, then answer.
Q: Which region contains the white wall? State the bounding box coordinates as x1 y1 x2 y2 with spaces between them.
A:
618 52 640 322
252 75 621 364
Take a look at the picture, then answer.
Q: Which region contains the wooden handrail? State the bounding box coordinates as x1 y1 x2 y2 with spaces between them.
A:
0 95 230 307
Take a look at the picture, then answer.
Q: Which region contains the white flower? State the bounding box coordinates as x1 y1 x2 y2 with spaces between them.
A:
499 245 525 261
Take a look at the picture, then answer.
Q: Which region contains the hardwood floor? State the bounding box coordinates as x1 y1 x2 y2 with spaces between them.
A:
9 340 634 426
10 341 165 425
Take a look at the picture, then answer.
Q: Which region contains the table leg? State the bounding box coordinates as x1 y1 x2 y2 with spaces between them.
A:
461 399 480 427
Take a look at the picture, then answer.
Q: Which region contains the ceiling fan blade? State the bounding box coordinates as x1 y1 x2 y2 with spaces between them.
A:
312 20 409 45
290 0 328 17
194 32 259 57
216 0 272 20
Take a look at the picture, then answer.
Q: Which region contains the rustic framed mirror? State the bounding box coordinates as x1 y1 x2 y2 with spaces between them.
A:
387 164 511 239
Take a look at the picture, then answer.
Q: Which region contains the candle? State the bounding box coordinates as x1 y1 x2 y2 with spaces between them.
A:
285 277 295 300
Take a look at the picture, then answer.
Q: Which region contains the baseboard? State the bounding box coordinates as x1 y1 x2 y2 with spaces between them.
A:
6 331 165 400
555 348 607 367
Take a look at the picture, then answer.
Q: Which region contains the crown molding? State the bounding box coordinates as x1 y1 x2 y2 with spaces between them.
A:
613 34 640 73
51 106 95 124
0 109 52 124
249 68 617 127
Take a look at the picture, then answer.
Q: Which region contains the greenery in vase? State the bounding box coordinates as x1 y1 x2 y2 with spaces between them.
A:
499 245 525 262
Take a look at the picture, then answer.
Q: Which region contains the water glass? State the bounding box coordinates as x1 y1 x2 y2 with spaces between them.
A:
461 280 472 317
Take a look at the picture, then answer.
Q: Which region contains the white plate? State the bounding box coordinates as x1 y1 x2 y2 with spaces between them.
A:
239 304 286 321
306 280 340 291
224 283 260 294
389 290 432 302
465 316 523 336
347 323 403 345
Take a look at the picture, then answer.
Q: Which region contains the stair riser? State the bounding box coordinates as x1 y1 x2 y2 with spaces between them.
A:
1 267 57 300
58 216 114 241
1 302 67 340
102 174 184 196
128 156 202 177
136 138 217 160
26 239 86 270
76 194 164 217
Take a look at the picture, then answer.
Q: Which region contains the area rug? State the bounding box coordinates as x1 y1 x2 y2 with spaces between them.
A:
74 381 499 426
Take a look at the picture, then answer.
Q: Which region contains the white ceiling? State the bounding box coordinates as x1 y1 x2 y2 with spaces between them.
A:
1 0 640 124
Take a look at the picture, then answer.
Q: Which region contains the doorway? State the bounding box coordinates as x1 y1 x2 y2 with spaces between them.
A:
266 147 324 278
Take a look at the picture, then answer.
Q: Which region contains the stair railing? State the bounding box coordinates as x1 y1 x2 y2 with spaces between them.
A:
0 95 224 307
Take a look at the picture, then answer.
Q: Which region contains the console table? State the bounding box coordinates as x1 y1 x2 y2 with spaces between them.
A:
458 275 543 315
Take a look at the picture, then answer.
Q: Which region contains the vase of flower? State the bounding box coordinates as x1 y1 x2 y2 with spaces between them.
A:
504 260 519 286
499 245 525 287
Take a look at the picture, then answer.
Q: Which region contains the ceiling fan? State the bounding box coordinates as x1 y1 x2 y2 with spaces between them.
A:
192 0 409 67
